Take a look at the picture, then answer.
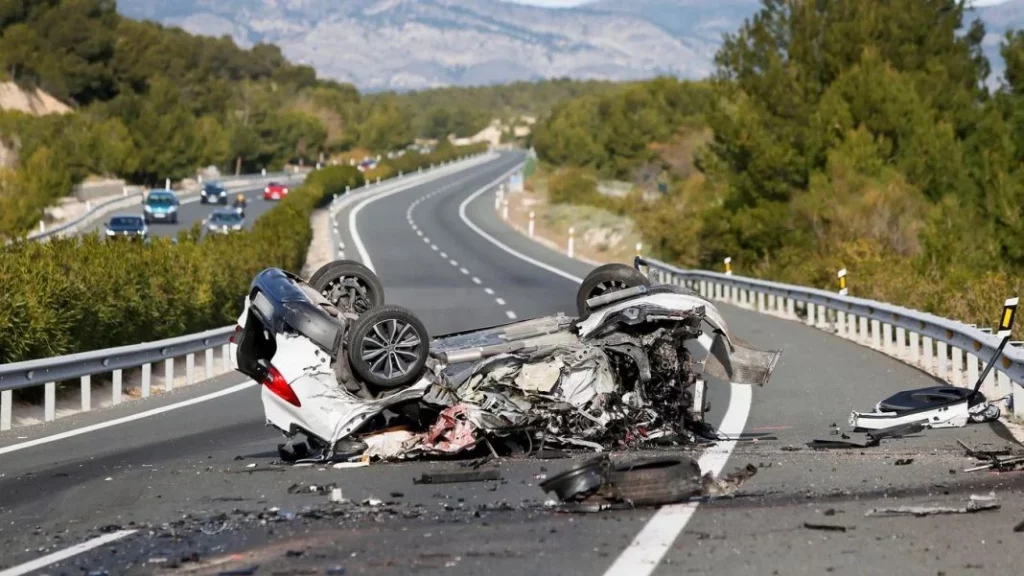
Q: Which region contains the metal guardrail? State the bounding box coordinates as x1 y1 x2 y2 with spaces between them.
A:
640 258 1023 412
23 171 299 242
0 152 490 431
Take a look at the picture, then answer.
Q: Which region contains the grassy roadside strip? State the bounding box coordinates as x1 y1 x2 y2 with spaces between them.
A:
0 143 489 371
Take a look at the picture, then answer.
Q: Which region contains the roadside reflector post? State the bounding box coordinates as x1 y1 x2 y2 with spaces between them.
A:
838 268 848 295
998 297 1019 338
85 200 91 212
44 382 55 421
376 177 381 185
198 175 203 184
123 186 128 196
0 390 11 431
81 375 91 412
112 369 122 405
142 363 152 397
528 211 535 237
502 199 509 220
39 220 45 233
346 185 350 193
724 256 732 276
165 178 170 190
567 226 575 258
262 168 267 177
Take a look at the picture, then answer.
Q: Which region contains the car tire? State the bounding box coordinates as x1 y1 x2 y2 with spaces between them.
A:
309 260 385 315
346 305 429 390
576 263 652 317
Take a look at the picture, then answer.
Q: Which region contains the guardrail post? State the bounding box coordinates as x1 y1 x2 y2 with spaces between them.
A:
757 292 765 313
222 344 231 373
0 390 10 431
502 199 509 220
528 211 535 237
967 352 979 388
567 227 575 258
729 285 737 304
205 348 215 380
951 347 963 387
923 336 934 374
81 375 91 412
44 382 56 421
836 310 846 336
870 320 881 349
858 316 868 345
893 326 905 358
186 353 195 386
786 298 795 319
806 302 816 327
997 371 1011 398
883 324 894 355
142 363 151 397
909 331 920 365
165 358 175 391
937 342 948 381
112 369 123 405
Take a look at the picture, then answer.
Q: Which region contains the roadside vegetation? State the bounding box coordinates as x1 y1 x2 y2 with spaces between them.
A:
529 0 1023 334
0 1 615 241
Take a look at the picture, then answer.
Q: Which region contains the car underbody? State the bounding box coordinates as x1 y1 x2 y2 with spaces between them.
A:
234 260 783 463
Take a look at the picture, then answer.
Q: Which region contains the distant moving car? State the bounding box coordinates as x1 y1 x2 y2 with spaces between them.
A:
263 182 288 200
206 209 245 234
201 181 228 204
143 189 180 224
105 214 148 240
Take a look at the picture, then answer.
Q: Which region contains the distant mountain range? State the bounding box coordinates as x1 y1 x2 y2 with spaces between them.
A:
116 0 1024 92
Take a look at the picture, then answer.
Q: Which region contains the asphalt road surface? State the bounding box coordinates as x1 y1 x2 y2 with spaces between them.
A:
2 152 1023 576
81 178 300 239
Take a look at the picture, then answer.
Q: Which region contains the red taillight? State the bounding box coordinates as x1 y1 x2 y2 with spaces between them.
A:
263 365 301 407
229 324 242 343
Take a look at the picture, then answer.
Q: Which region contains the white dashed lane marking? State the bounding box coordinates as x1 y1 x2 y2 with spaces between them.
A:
405 171 519 323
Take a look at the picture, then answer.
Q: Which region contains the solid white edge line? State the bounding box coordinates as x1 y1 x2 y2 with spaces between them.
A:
457 171 584 284
456 157 755 576
0 530 138 576
599 385 751 576
0 381 256 456
349 153 500 272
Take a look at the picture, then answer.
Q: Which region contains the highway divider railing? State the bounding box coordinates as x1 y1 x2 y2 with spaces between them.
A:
24 170 302 242
0 151 493 432
640 258 1024 416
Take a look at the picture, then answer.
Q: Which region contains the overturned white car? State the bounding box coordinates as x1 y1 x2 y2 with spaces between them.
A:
233 260 782 462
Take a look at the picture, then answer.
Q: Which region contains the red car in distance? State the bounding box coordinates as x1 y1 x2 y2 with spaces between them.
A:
264 182 289 200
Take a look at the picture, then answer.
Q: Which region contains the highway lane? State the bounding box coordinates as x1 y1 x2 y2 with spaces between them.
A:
79 179 297 239
2 152 1023 575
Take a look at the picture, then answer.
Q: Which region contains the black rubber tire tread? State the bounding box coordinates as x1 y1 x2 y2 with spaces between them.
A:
602 457 704 507
309 260 385 314
576 263 652 317
346 304 429 389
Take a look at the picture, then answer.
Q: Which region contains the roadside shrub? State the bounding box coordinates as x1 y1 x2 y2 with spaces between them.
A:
0 144 485 365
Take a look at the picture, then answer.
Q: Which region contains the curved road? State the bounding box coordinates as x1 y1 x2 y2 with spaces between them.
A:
1 152 1022 575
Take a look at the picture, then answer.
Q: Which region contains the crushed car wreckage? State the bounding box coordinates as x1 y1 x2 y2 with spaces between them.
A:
233 259 782 462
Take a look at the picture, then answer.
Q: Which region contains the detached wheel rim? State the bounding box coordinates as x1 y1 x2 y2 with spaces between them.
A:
321 276 374 314
360 318 423 381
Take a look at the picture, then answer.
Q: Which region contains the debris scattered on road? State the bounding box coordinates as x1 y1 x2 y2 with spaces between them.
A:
810 422 925 449
287 483 338 495
246 463 257 468
894 458 914 466
1014 518 1024 533
414 469 502 484
332 461 369 470
540 454 756 508
330 488 344 503
957 439 1024 472
865 495 1000 517
803 522 848 532
217 565 259 576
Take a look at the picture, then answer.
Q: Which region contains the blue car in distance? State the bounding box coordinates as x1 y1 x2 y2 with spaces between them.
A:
143 189 179 224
